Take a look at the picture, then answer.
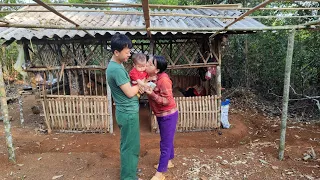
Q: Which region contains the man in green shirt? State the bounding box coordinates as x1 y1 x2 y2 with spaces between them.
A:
106 33 142 180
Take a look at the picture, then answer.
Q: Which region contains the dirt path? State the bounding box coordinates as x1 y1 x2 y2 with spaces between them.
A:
0 96 319 180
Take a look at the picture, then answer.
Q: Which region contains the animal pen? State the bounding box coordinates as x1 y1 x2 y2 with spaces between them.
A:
1 1 318 135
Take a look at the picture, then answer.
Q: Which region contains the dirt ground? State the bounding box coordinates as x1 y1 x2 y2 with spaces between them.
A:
0 95 319 180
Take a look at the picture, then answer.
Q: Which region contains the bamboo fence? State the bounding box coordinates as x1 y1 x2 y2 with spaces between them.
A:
151 95 219 132
41 95 110 133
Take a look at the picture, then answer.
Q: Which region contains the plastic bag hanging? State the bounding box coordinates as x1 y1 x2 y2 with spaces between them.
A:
13 45 28 80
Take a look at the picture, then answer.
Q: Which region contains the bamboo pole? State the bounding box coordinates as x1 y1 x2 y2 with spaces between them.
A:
2 10 320 17
42 73 52 133
168 62 219 69
47 99 54 129
302 19 320 26
279 29 296 161
18 94 24 127
208 96 212 130
187 97 191 131
236 0 272 26
0 22 313 32
0 49 15 163
217 40 222 129
94 71 98 95
89 70 92 95
80 97 84 130
66 96 70 129
24 65 105 72
215 95 218 128
0 3 320 10
106 60 113 134
85 1 241 9
0 19 10 24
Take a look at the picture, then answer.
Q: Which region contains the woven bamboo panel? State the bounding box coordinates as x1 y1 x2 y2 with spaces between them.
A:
151 95 219 132
41 95 110 133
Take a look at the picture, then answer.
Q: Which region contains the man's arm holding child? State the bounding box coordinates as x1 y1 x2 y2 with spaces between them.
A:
120 83 140 98
115 69 141 98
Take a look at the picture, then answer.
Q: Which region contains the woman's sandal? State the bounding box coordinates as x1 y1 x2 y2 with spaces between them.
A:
153 162 174 169
150 175 165 180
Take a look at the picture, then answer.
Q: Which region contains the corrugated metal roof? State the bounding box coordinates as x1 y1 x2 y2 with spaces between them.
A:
0 6 266 40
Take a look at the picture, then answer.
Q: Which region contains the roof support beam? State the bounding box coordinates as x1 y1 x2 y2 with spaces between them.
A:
302 19 320 26
0 10 319 20
0 22 311 31
141 0 151 37
226 0 274 29
1 3 320 10
0 19 10 24
210 0 274 38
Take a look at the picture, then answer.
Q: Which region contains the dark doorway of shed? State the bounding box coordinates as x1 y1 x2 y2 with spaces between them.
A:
111 101 152 134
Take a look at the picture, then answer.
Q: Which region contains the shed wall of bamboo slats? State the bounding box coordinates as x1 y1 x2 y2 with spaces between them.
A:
41 95 110 133
151 95 219 132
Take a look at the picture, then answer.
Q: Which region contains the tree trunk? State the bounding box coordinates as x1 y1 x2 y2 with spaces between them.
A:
0 49 16 163
244 35 250 89
279 29 296 160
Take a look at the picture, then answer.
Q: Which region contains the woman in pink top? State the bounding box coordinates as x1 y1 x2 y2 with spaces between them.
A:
142 55 179 180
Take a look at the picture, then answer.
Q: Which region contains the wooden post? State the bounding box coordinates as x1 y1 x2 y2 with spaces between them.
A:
0 48 16 163
279 29 296 160
106 61 113 134
211 37 222 128
42 73 52 134
18 93 24 126
149 39 155 58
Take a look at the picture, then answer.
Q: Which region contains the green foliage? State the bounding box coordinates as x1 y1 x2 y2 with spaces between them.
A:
222 29 319 103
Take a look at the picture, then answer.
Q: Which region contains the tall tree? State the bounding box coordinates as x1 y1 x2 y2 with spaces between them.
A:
0 48 15 163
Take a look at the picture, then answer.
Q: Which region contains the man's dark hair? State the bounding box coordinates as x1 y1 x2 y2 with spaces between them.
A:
153 55 167 73
110 33 132 54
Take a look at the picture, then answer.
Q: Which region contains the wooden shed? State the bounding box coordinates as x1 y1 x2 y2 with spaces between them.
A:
0 3 266 133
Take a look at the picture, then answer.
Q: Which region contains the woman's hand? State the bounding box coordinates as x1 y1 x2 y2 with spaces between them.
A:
144 86 153 95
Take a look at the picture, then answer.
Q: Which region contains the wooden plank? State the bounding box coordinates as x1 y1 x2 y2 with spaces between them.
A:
105 98 109 133
100 98 104 131
94 98 98 130
60 97 66 130
191 97 195 130
97 98 101 131
66 97 70 129
52 99 59 129
180 98 185 131
200 96 203 129
41 100 49 129
208 96 212 130
177 98 182 131
72 97 76 130
141 0 151 36
101 70 104 96
49 99 54 129
215 95 218 128
62 72 65 95
90 98 94 130
95 71 98 95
